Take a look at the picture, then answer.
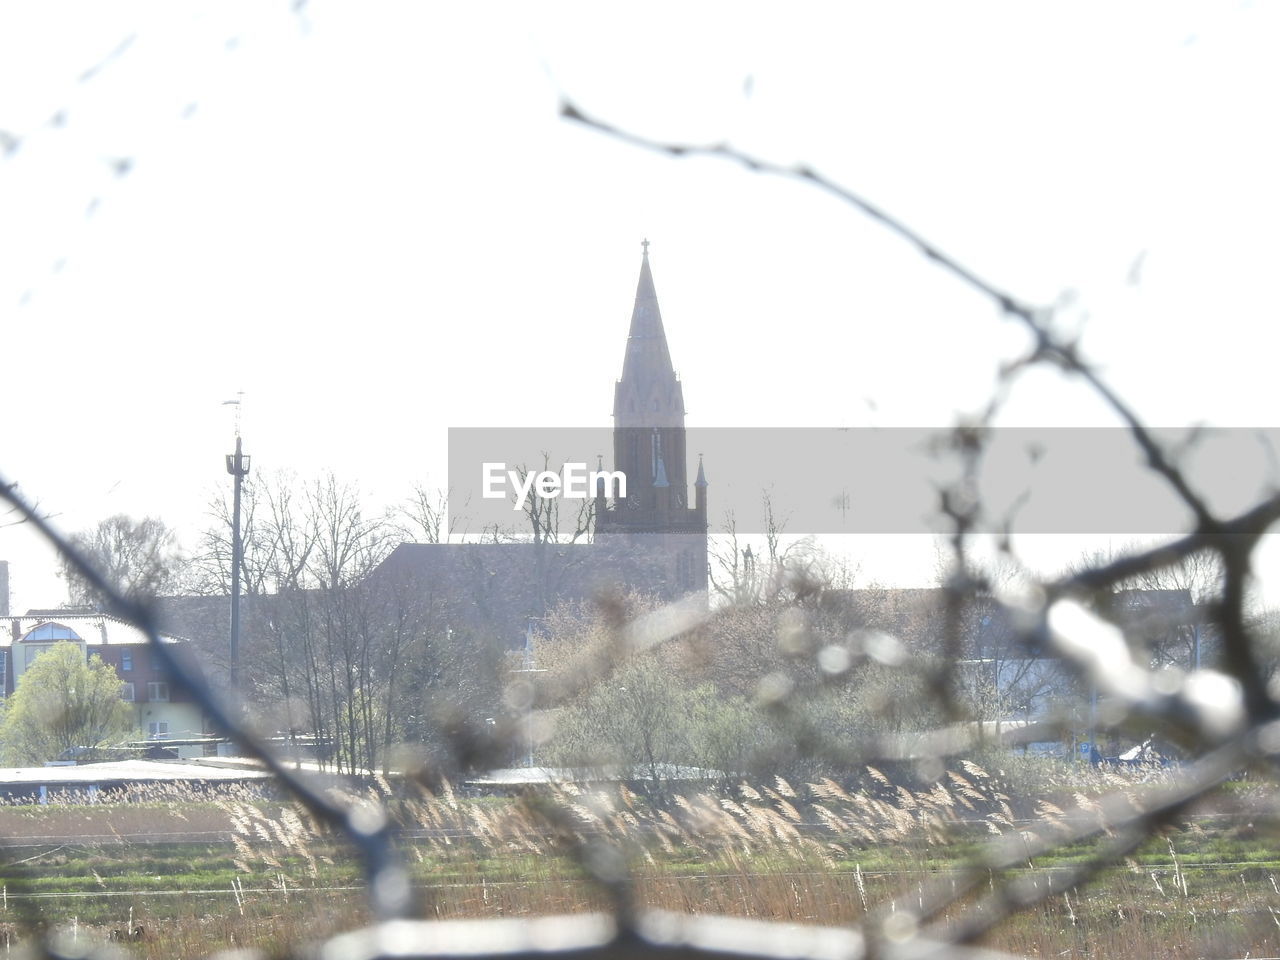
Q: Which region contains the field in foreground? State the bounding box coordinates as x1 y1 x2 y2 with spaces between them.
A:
0 767 1278 959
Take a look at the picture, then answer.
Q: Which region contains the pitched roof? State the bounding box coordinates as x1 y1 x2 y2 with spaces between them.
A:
3 613 188 647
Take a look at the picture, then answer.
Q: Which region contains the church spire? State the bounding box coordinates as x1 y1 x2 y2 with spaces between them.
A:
598 243 708 599
614 240 684 429
619 240 676 387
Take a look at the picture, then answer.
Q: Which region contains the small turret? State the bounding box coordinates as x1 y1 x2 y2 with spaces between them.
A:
694 453 708 516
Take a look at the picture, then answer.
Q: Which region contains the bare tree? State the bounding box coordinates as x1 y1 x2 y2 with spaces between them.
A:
709 492 812 605
181 468 333 602
59 513 181 608
508 455 595 547
1068 545 1219 672
396 481 465 544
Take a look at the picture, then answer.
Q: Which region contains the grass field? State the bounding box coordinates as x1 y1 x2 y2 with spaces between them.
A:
1 767 1278 959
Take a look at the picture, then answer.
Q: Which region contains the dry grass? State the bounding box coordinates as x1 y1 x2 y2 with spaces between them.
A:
1 765 1277 959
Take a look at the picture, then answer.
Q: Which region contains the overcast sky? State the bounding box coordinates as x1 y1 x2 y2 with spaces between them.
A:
2 2 1278 611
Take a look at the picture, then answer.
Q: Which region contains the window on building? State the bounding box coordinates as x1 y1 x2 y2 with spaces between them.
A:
121 651 133 671
147 681 169 702
120 682 135 702
147 721 169 740
22 623 81 643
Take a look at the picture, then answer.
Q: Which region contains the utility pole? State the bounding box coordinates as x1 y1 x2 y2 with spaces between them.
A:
224 402 251 699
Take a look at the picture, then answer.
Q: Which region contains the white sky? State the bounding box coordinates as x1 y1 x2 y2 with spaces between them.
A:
2 2 1279 611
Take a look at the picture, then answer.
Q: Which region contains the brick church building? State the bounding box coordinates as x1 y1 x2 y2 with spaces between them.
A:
371 244 709 645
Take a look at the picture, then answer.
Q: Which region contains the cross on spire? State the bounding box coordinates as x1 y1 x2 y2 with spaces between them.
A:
641 238 650 257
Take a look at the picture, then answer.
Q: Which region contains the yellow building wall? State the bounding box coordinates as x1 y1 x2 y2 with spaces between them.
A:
132 702 205 758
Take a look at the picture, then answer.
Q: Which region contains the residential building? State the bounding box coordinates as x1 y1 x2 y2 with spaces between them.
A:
2 614 210 758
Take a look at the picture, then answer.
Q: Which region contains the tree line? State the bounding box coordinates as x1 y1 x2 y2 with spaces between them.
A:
35 476 1263 778
45 474 501 774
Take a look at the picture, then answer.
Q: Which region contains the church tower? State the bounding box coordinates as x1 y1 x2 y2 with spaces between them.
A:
596 242 708 598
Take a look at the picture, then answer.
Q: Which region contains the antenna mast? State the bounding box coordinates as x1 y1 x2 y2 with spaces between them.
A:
223 393 251 710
